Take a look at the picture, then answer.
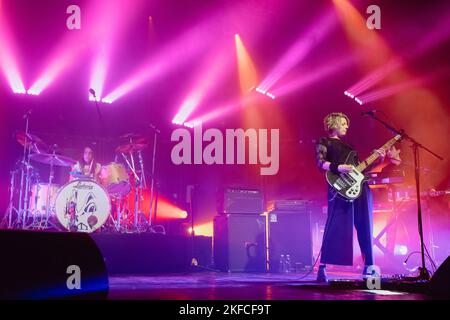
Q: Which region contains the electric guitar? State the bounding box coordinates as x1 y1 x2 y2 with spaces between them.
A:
326 134 402 200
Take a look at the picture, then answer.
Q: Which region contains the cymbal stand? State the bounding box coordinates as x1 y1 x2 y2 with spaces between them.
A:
126 137 142 232
120 151 140 231
107 195 122 232
133 150 148 232
137 150 147 189
19 113 33 229
42 148 57 230
2 169 18 228
147 125 159 228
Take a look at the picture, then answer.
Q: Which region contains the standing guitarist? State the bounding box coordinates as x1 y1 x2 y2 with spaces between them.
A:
315 112 401 282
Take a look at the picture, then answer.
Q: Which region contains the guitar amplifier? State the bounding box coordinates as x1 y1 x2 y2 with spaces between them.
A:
267 210 313 272
267 199 312 212
217 188 264 214
213 214 266 272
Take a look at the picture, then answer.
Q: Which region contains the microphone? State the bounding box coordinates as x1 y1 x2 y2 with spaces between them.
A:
361 110 377 116
22 109 32 119
89 88 96 97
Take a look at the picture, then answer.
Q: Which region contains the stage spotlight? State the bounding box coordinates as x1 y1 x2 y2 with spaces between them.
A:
26 89 39 96
188 222 213 237
394 245 408 256
255 89 275 100
354 97 363 105
255 87 266 94
266 92 276 100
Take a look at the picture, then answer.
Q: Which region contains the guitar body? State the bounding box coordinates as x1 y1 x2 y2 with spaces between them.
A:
325 151 368 201
325 135 402 201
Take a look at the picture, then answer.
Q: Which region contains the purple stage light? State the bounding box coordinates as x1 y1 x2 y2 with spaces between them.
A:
29 1 143 96
89 1 143 102
356 71 446 104
0 9 26 94
102 20 214 104
271 57 353 98
257 11 337 93
172 53 229 125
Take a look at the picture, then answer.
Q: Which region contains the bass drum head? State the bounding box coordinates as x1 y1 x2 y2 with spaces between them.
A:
55 180 111 232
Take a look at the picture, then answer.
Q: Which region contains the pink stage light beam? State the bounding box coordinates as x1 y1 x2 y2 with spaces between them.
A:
102 23 212 104
271 56 353 98
257 11 337 93
0 8 26 94
89 1 144 101
346 11 450 98
357 70 448 104
172 52 229 125
28 0 132 96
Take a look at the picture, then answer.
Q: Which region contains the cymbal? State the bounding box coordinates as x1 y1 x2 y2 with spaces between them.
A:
120 133 145 140
116 141 148 154
29 153 76 167
15 131 48 154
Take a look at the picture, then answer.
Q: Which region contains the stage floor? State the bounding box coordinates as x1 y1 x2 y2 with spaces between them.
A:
107 272 430 300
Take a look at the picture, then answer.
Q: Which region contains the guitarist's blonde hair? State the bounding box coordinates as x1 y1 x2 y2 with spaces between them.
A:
324 112 350 133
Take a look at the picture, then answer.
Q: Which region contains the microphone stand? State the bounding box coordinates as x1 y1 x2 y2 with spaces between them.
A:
90 91 105 162
363 110 443 281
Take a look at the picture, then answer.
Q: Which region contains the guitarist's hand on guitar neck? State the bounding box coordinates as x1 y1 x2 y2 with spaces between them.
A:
374 148 386 162
338 164 354 173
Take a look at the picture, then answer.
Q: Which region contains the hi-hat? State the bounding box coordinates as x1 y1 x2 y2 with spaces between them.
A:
15 131 49 154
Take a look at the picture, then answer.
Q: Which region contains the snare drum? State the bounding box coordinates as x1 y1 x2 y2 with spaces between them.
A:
29 183 60 215
55 180 111 232
99 162 131 196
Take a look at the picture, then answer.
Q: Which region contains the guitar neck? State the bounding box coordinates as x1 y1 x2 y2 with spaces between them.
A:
356 135 401 173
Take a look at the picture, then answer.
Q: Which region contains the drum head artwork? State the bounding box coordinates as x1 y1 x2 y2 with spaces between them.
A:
55 180 111 232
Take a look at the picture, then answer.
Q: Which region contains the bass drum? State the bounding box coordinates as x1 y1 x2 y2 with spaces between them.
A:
55 180 111 232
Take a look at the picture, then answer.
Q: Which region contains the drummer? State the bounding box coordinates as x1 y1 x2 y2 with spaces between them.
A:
70 146 102 182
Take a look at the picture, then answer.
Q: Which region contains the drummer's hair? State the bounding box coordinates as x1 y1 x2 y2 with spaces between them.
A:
80 146 96 176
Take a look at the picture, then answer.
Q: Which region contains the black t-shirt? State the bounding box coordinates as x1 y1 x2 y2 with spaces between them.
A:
315 137 359 171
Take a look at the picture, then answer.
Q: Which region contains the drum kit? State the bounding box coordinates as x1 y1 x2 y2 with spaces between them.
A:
2 128 160 234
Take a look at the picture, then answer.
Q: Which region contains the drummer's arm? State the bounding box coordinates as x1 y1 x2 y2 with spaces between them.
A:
94 163 102 182
69 163 79 181
69 165 75 181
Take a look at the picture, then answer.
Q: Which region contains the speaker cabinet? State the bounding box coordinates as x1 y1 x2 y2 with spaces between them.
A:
267 210 313 272
429 255 450 298
0 230 108 299
213 214 266 272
